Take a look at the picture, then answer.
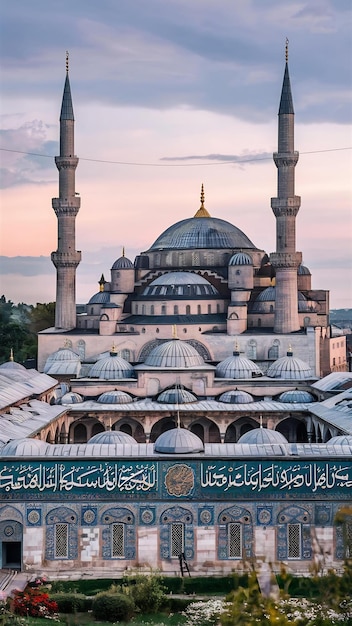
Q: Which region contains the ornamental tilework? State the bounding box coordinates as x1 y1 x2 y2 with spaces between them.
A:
45 506 78 561
217 505 253 560
81 506 97 526
26 507 42 526
101 507 136 560
159 505 194 560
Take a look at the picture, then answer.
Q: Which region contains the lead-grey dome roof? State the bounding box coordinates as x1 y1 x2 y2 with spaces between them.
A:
87 430 136 445
267 351 313 380
97 390 133 404
148 216 255 251
144 339 204 368
60 392 84 404
142 272 219 297
279 390 315 403
89 352 135 379
238 428 288 445
112 255 134 270
229 252 253 266
88 291 111 305
154 427 204 453
1 437 50 456
219 390 254 403
250 287 316 313
157 388 198 404
216 351 263 379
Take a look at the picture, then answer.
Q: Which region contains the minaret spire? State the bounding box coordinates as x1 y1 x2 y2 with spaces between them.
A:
270 43 302 334
51 53 81 330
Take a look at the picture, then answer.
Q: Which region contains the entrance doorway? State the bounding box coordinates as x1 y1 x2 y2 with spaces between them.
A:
2 542 21 569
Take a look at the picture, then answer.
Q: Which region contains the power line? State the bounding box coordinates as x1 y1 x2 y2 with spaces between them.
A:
0 146 351 167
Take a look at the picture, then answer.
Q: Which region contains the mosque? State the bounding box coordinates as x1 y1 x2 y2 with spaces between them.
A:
0 49 351 581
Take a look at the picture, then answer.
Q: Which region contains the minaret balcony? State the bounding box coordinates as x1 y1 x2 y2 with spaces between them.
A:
55 156 79 170
270 251 302 269
273 152 299 167
271 196 301 217
51 251 81 268
52 198 81 216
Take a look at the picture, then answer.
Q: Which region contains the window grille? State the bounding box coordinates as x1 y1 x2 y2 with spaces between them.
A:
112 523 124 557
55 523 68 558
345 523 352 558
288 523 301 558
228 523 242 558
171 523 184 557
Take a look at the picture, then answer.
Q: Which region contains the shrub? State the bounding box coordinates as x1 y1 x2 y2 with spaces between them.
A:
12 587 58 618
92 592 135 622
50 592 92 613
123 573 167 614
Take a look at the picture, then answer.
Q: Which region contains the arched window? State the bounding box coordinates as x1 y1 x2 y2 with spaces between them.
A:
197 305 201 315
247 340 257 359
217 506 253 560
46 507 78 560
186 305 191 315
277 506 312 560
174 305 179 315
101 507 135 559
208 304 212 314
151 305 155 315
161 305 166 315
160 506 194 561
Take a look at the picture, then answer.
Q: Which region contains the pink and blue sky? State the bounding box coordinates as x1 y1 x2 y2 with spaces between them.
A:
1 0 351 308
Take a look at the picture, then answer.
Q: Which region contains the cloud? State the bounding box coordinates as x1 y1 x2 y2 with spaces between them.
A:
160 151 272 165
0 121 58 188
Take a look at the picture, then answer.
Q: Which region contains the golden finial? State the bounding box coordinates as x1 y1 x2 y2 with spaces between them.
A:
260 414 263 428
64 338 70 348
285 38 289 63
194 183 211 218
172 324 178 339
66 51 69 73
99 274 106 292
111 344 117 354
10 348 14 362
122 247 125 257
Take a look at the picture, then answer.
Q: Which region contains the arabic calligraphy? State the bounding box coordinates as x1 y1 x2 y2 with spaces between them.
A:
0 462 157 494
201 462 352 493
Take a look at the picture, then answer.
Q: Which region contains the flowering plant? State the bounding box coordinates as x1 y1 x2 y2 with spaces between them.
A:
12 587 58 618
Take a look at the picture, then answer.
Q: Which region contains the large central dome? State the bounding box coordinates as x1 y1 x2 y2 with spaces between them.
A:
148 216 255 251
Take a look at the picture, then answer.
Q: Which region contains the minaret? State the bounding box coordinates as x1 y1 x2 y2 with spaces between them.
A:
270 40 302 333
51 52 81 330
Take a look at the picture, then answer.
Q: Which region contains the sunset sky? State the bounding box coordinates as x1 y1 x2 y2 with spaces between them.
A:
1 0 351 309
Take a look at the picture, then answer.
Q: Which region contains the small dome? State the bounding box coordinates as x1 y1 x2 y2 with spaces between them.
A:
112 255 134 269
61 392 84 404
0 360 26 371
327 435 352 446
87 430 136 445
267 351 313 380
1 438 50 456
238 428 288 445
216 350 263 379
144 339 204 368
157 388 198 404
44 348 81 376
219 390 254 403
97 390 133 404
142 271 219 297
148 216 255 251
88 291 111 305
229 252 253 266
89 352 135 380
154 428 204 453
298 264 311 276
45 348 80 363
279 390 315 403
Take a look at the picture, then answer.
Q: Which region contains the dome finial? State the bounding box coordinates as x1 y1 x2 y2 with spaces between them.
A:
172 324 178 339
66 50 69 73
110 344 118 356
122 246 125 257
194 183 211 218
285 37 289 63
287 344 293 356
9 348 14 362
99 274 106 292
233 340 240 356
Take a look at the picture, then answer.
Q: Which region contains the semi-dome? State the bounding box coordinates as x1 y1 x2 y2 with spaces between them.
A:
60 392 84 404
298 264 311 275
157 388 198 404
229 252 253 266
1 438 50 456
148 216 255 251
218 390 254 403
216 349 263 379
154 427 204 453
238 428 288 445
87 430 136 445
278 390 315 403
97 390 133 404
142 272 219 297
89 350 135 380
144 339 204 368
267 350 313 380
250 286 316 313
88 291 111 305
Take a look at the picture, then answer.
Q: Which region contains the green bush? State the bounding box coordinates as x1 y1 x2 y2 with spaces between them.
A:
165 596 194 612
50 592 92 613
92 592 135 622
123 573 167 613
